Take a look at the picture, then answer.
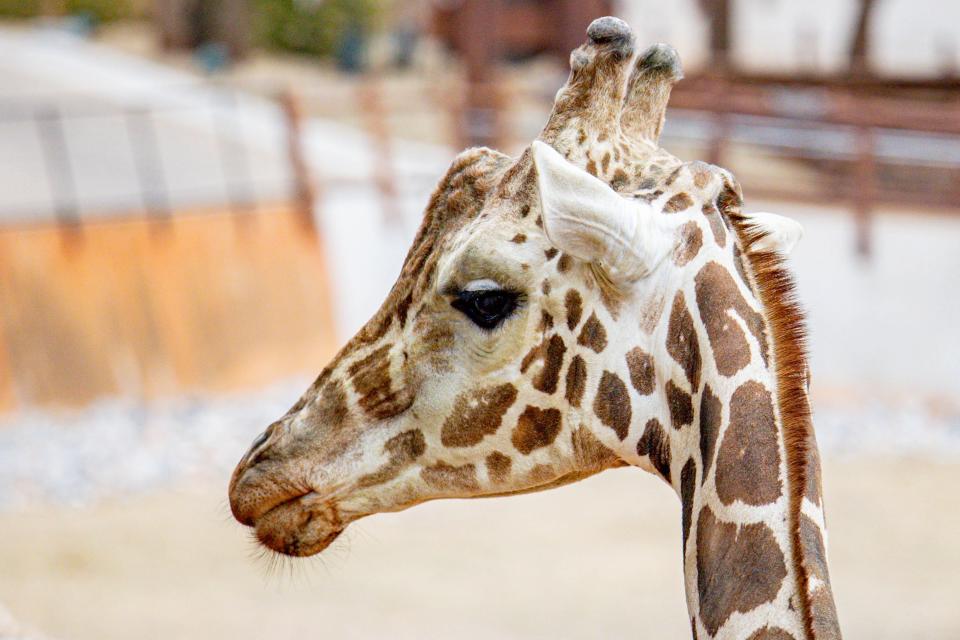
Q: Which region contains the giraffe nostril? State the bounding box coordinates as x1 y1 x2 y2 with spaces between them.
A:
244 423 277 464
250 430 269 451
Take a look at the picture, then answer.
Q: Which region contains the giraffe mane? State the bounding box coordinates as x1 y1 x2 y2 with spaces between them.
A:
725 210 820 640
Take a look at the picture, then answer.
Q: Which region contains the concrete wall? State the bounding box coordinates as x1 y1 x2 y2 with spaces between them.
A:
0 205 338 411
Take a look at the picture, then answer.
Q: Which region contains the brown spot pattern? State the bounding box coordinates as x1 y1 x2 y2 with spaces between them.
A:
527 463 555 484
557 253 572 273
355 314 393 348
665 166 683 185
396 292 413 326
348 345 414 419
800 514 831 586
702 202 727 247
663 192 694 213
544 247 558 260
577 312 608 353
666 292 701 389
625 347 655 395
732 244 753 290
512 406 562 454
715 380 782 505
520 341 544 373
636 418 671 482
674 221 704 267
692 164 712 189
805 431 823 506
699 384 722 483
593 371 631 440
801 518 841 636
421 462 479 492
610 169 629 190
680 458 696 552
538 311 554 331
564 289 583 330
355 429 426 489
532 335 566 395
440 384 518 447
564 355 587 407
809 586 843 640
636 188 663 203
696 505 788 636
695 261 769 375
485 451 512 484
510 233 527 243
666 380 694 429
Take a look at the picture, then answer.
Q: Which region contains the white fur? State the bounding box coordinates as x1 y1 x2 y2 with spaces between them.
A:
531 140 672 282
462 279 502 292
742 211 803 255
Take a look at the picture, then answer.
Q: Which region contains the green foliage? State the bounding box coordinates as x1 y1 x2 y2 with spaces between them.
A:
65 0 134 22
0 0 42 18
255 0 385 59
0 0 135 22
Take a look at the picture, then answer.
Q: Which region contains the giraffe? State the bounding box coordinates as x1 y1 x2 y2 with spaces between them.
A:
229 17 841 640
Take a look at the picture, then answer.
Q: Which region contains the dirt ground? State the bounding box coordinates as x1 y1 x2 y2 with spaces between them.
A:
1 456 957 640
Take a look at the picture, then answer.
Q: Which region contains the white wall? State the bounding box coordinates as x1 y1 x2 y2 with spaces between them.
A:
619 0 960 75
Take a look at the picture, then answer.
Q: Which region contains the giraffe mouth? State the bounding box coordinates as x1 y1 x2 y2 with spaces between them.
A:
252 491 345 557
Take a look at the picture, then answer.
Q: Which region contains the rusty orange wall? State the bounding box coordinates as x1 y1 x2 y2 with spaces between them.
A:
0 205 339 411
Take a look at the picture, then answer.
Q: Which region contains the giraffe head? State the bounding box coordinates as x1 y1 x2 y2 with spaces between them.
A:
228 18 801 562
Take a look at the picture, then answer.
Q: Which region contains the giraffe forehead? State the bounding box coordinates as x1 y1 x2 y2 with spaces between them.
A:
435 220 552 292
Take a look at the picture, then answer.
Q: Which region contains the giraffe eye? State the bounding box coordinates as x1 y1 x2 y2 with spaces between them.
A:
451 289 520 330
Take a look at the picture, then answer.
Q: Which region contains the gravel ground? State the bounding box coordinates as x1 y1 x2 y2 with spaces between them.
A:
0 380 303 512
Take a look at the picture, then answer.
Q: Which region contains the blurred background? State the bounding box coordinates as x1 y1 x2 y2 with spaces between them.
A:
0 1 958 638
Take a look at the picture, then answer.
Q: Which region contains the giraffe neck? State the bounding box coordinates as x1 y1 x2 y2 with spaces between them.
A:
681 379 807 638
675 224 841 640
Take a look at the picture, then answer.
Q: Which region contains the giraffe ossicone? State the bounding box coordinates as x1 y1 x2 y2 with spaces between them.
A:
229 15 839 640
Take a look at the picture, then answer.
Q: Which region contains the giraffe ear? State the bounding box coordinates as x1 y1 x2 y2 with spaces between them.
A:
531 140 671 282
741 211 804 255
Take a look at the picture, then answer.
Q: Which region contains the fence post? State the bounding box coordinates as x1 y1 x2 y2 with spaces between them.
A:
853 124 875 257
0 326 14 413
34 105 82 245
279 89 318 233
211 89 255 217
706 77 729 167
355 76 402 226
458 0 502 149
125 106 173 233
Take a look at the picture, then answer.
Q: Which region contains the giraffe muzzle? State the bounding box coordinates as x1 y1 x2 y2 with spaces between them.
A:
229 462 347 558
252 492 344 557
